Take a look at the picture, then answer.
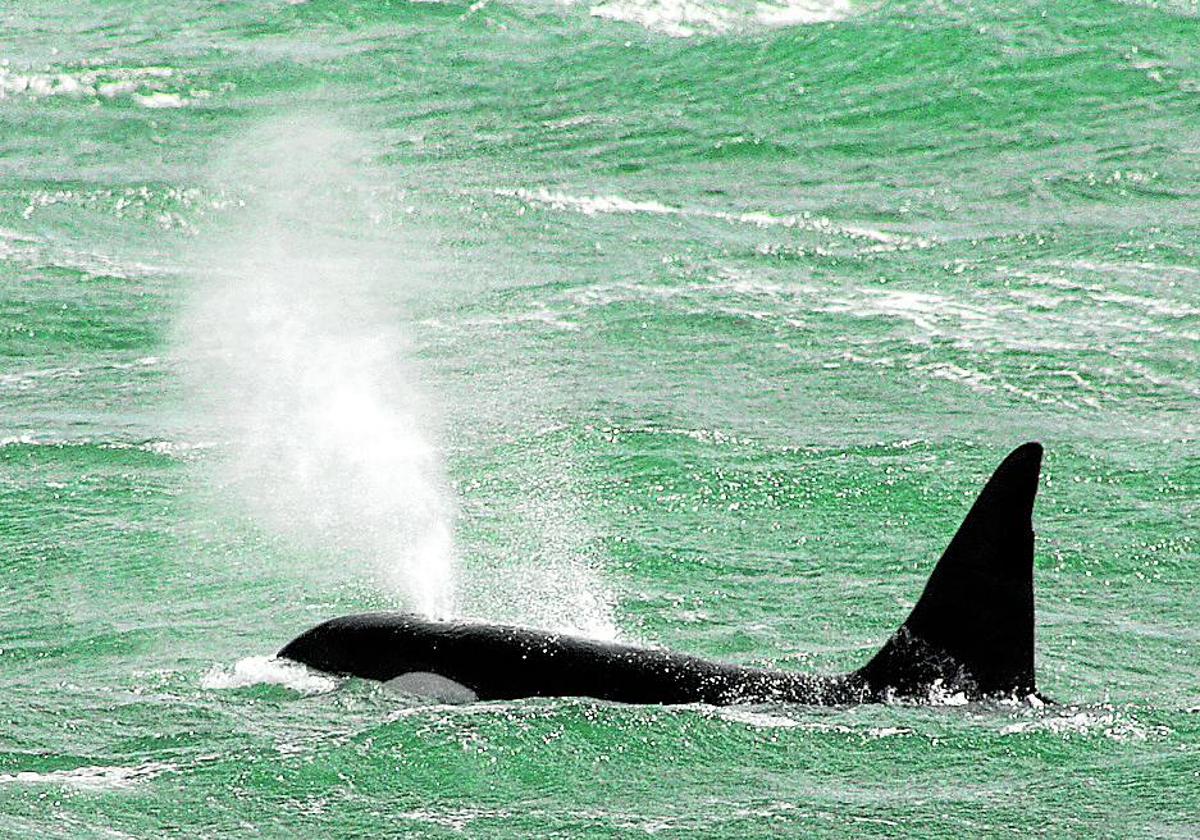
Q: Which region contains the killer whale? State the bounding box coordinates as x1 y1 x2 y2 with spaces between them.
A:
279 442 1044 705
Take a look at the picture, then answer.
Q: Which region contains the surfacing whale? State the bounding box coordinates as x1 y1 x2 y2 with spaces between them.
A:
279 442 1045 705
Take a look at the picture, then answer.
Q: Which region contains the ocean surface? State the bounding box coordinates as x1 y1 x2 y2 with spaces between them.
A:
1 0 1198 836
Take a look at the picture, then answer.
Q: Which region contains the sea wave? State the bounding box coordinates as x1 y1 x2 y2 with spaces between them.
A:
0 357 162 393
585 0 855 37
495 187 924 247
0 762 174 791
0 64 199 107
999 707 1172 741
200 655 342 695
711 707 916 738
0 434 211 460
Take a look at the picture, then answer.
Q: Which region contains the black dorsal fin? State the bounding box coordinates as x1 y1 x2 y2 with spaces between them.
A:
854 442 1042 699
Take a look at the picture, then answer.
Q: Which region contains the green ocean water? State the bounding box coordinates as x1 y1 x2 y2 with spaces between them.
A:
1 0 1198 835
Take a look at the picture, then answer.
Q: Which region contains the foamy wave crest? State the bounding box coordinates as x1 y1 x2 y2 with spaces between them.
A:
0 433 210 459
200 656 341 694
397 807 514 832
587 0 854 37
712 708 917 738
712 708 801 728
1000 708 1172 741
0 762 174 790
0 64 197 107
496 187 917 247
0 357 159 393
104 439 216 460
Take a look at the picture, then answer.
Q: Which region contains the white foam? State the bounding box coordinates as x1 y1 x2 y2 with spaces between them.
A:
999 709 1170 741
0 762 174 790
498 188 674 216
0 66 183 104
714 708 801 728
867 726 915 738
497 187 916 246
137 440 215 458
755 0 853 26
919 362 997 395
0 357 162 394
134 92 187 109
200 656 341 695
709 707 916 737
824 288 994 331
397 808 513 831
1090 289 1200 319
99 439 216 460
0 433 56 447
0 433 212 461
586 0 853 37
0 366 84 390
589 0 735 36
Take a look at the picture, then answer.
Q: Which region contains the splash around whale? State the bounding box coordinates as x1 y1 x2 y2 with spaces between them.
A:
279 443 1046 706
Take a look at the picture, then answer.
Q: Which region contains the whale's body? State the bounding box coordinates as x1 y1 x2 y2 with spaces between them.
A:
281 613 860 704
281 443 1045 705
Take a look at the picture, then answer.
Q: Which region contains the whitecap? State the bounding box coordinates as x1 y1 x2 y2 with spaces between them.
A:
713 707 801 728
496 187 915 246
999 708 1171 741
866 726 915 738
134 92 186 109
0 762 174 791
0 65 181 104
200 655 341 695
587 0 854 37
0 433 61 447
397 807 513 831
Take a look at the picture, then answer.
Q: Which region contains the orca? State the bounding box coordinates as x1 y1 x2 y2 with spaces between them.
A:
279 442 1045 705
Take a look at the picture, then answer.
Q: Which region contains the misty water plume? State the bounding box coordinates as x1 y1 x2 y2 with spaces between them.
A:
177 116 458 617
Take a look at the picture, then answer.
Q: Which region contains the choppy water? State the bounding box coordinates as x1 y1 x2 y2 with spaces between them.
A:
1 0 1198 836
